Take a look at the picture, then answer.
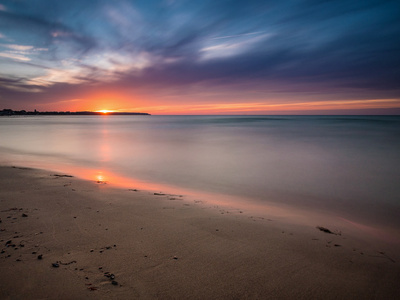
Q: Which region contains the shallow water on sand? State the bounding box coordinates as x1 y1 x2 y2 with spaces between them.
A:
1 115 400 229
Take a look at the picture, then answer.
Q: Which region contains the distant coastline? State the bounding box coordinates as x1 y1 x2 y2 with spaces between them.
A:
0 109 150 116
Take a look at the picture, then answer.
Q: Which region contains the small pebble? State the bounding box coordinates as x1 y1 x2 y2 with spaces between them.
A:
111 281 118 286
52 263 59 268
37 254 43 260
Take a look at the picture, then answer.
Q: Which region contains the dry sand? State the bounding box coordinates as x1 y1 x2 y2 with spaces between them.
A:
0 165 399 299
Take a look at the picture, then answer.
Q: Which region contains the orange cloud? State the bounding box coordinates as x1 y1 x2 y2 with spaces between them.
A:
123 98 400 114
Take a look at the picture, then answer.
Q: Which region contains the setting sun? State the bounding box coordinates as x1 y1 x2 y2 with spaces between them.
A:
96 109 114 114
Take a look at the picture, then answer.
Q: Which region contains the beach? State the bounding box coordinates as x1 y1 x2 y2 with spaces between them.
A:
1 165 399 299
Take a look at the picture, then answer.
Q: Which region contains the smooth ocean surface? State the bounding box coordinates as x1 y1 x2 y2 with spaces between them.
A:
1 115 400 228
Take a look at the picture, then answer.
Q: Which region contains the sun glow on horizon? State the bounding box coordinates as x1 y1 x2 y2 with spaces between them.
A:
96 109 115 114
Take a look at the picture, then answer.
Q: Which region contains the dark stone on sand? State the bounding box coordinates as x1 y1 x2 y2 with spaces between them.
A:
37 254 43 260
53 174 74 178
52 263 59 268
104 273 116 280
173 256 178 260
22 213 28 217
5 240 12 246
154 192 165 196
111 280 118 285
316 226 334 234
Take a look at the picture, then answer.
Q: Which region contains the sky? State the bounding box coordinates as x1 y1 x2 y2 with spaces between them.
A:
0 0 399 115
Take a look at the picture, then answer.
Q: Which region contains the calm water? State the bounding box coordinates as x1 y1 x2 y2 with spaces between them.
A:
1 115 400 229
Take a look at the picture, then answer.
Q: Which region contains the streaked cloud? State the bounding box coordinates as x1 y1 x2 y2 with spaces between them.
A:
134 99 400 115
200 33 272 60
0 52 31 61
3 44 34 51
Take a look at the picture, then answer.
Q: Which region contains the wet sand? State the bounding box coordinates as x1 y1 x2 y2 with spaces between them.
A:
0 166 399 299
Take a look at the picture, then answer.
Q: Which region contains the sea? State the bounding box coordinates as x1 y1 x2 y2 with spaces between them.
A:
1 115 400 234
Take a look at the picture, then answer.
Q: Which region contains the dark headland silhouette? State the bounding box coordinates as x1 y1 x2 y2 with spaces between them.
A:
0 109 150 116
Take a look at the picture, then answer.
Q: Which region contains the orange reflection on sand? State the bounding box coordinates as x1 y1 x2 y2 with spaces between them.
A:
78 168 184 194
95 171 106 183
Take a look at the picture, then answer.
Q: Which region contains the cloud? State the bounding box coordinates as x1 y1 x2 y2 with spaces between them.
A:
3 44 34 51
200 32 273 60
0 52 31 61
0 0 399 112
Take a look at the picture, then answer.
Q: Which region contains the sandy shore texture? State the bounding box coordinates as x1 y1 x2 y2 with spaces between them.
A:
1 166 399 299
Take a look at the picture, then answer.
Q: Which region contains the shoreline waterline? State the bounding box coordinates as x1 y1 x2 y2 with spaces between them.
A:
3 162 400 249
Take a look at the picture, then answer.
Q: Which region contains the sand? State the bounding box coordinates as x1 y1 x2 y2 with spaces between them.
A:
0 166 399 299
